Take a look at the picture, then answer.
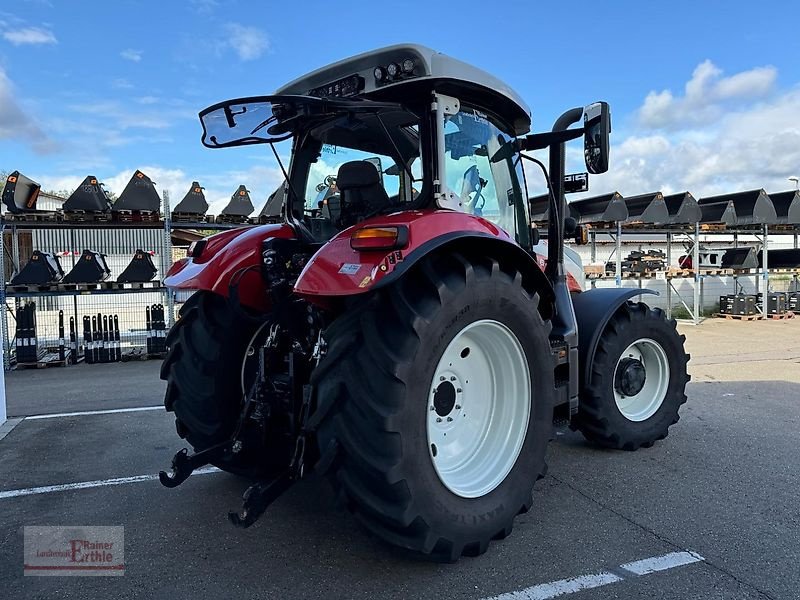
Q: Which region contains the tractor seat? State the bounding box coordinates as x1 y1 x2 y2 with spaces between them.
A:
336 161 392 220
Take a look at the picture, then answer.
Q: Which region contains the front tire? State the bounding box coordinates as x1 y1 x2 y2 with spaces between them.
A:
312 251 555 561
574 302 690 450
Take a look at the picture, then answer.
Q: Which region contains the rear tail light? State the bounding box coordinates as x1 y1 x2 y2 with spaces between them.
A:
350 226 408 251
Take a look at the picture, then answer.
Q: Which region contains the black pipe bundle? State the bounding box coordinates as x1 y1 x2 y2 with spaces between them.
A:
147 304 166 354
69 317 77 365
15 302 38 363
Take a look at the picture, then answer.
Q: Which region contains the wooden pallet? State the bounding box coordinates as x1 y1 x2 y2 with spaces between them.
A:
667 268 694 278
104 281 162 290
698 268 735 276
3 211 62 223
171 213 210 224
215 214 252 225
113 210 161 223
764 312 795 320
6 283 58 293
63 210 112 223
59 282 105 291
700 223 727 231
16 351 69 369
713 313 762 321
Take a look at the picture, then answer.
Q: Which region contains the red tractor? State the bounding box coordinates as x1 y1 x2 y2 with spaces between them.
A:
159 45 689 561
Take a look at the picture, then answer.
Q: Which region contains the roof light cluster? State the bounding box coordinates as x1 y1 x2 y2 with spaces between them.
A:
373 58 416 85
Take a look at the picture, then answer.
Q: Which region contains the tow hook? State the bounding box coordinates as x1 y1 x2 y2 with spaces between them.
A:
158 442 231 488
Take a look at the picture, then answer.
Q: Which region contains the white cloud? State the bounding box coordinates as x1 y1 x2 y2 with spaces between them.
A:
223 23 269 61
120 49 142 62
111 78 134 90
2 26 56 46
639 60 777 130
0 66 57 154
574 86 800 199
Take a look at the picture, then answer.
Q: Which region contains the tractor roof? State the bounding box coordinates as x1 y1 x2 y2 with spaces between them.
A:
276 44 532 135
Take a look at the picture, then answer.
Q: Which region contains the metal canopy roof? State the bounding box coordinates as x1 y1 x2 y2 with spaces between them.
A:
621 192 669 224
662 192 702 225
568 192 628 224
768 190 800 224
699 189 777 225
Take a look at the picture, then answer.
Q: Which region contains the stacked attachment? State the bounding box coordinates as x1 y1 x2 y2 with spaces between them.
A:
607 249 666 274
172 181 208 222
662 192 702 225
569 191 628 224
719 294 758 316
720 247 758 270
2 171 40 213
62 249 112 283
112 170 161 221
257 185 285 224
217 185 254 223
771 190 800 225
622 192 669 225
699 189 777 226
758 248 800 269
15 302 39 362
63 175 112 220
82 314 121 364
10 251 64 285
117 250 158 282
146 304 167 355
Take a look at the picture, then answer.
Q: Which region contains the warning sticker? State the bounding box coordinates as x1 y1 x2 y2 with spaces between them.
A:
338 263 361 275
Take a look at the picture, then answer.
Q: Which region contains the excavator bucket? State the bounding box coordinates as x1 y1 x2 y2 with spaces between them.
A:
568 191 628 224
721 247 759 269
529 194 549 222
622 192 669 225
759 248 800 269
770 190 800 225
217 185 254 222
172 181 208 216
63 176 112 213
112 170 161 214
2 171 40 213
699 201 737 226
10 251 64 285
663 192 702 225
256 185 284 224
700 189 777 226
62 249 112 284
117 250 158 283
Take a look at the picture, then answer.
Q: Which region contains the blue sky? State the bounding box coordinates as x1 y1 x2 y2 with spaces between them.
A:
1 0 800 211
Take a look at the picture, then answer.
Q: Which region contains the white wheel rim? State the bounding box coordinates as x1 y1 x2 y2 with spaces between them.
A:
427 319 531 499
613 337 670 422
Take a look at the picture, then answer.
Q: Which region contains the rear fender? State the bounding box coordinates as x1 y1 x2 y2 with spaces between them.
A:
572 288 658 389
164 223 296 311
294 210 554 313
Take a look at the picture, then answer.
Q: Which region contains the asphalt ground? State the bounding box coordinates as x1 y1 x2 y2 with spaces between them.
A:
1 319 798 599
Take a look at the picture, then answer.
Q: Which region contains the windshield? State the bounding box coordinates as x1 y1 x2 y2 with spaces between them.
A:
443 105 528 245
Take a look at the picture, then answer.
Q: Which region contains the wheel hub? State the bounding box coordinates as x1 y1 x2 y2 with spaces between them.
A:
433 381 457 416
615 357 646 397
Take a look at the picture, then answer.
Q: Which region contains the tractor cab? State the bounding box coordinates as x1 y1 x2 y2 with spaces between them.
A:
199 45 544 248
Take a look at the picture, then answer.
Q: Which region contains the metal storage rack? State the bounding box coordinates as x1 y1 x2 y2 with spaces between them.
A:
0 192 245 370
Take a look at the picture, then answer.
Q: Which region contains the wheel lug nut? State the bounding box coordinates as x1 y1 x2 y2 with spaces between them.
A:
455 405 461 410
446 417 453 422
457 388 462 393
450 376 456 381
440 376 445 381
436 417 442 423
430 405 435 411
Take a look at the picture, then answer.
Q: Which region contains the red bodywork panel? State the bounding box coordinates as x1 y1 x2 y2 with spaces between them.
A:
294 210 510 297
164 223 296 311
163 210 579 311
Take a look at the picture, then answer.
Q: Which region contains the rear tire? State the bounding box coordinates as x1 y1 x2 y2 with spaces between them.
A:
312 251 555 561
574 302 690 450
160 291 264 472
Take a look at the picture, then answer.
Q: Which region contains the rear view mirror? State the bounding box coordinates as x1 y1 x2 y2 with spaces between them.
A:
583 102 611 174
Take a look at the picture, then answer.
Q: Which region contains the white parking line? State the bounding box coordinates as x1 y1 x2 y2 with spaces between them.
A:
24 406 164 420
482 550 704 600
0 467 220 500
619 550 704 575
